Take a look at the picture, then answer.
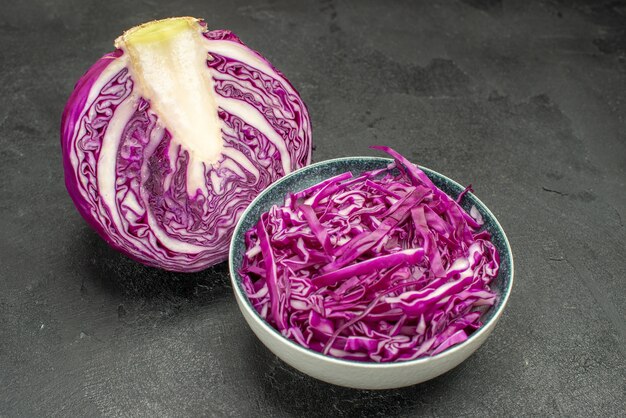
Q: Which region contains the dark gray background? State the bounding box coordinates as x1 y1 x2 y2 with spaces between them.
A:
1 0 625 416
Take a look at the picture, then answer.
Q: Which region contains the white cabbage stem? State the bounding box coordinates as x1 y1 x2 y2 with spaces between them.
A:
115 17 223 196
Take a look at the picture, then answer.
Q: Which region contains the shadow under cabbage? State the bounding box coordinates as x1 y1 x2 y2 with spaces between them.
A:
78 227 231 301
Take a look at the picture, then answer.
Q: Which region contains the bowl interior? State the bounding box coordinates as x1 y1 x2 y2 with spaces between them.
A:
229 157 513 364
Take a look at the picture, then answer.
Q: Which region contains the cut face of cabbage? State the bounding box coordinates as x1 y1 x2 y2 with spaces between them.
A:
61 17 312 272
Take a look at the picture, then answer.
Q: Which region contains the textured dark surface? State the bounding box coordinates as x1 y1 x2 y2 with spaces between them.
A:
1 0 625 416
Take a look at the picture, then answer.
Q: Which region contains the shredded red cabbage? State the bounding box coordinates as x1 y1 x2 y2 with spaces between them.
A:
240 147 499 362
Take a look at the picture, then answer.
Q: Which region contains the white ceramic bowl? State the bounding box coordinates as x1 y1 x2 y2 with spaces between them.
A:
229 157 514 389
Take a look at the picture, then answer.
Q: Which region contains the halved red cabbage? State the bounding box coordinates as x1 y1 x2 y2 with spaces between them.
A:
61 17 311 272
240 147 499 362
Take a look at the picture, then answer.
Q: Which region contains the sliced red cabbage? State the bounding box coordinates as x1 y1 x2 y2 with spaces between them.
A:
240 147 499 362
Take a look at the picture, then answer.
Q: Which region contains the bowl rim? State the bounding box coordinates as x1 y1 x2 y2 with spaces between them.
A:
229 156 514 368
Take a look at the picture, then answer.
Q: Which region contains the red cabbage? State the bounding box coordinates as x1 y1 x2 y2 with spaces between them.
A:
240 147 499 362
61 17 311 272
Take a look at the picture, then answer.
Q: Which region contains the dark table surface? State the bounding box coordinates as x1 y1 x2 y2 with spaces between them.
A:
1 0 625 416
